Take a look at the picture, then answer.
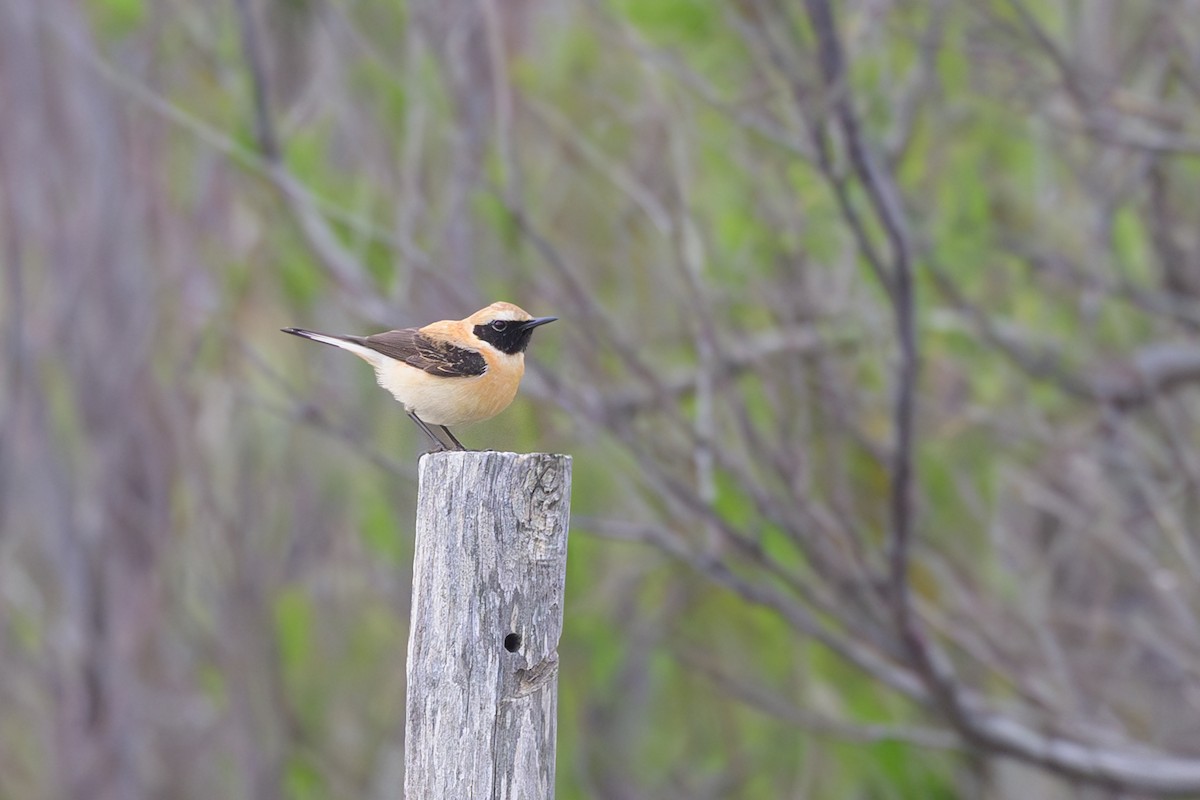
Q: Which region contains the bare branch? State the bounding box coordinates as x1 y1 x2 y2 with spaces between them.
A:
679 648 962 751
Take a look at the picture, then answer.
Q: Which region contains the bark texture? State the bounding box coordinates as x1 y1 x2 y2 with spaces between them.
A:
405 451 572 800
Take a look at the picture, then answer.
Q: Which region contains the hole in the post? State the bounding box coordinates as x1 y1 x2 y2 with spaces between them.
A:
503 633 522 653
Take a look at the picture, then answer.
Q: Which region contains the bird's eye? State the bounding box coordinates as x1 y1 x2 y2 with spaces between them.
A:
491 320 508 332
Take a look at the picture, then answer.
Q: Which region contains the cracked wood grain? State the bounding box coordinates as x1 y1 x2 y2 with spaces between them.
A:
404 451 572 800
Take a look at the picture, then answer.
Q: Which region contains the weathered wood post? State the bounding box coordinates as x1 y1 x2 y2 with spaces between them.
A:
404 451 572 800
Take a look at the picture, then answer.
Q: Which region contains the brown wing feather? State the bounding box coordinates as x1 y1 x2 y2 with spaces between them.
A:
357 329 487 378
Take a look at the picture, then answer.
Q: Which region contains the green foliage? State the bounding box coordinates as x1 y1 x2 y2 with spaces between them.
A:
284 754 325 800
1112 205 1151 279
350 60 408 130
278 251 326 308
198 665 228 711
87 0 145 39
356 482 407 564
9 609 41 655
473 189 521 251
274 586 316 696
615 0 718 43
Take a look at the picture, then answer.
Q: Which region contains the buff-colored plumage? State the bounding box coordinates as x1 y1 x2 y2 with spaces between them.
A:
372 323 524 428
282 302 555 450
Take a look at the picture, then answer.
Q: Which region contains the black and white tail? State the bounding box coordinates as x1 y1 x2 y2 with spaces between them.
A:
281 328 383 366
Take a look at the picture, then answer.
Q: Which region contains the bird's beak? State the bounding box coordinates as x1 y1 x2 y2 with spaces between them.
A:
519 316 558 330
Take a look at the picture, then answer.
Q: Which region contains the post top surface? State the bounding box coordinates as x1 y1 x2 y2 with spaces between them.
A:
419 451 571 461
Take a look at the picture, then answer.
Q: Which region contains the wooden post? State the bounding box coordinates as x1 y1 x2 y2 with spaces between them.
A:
405 451 572 800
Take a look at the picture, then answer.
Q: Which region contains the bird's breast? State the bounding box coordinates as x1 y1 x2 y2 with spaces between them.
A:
373 355 524 427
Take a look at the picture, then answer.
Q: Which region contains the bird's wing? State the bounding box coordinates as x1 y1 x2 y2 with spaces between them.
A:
359 328 487 378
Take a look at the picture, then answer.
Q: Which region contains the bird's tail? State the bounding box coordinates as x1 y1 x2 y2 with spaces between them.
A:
281 328 381 365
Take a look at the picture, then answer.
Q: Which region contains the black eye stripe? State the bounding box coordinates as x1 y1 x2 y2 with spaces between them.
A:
474 320 537 355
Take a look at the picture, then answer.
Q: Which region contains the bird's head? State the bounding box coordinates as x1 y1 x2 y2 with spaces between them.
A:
469 302 557 355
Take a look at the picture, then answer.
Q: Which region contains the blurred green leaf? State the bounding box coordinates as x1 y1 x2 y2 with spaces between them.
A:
88 0 145 38
274 586 314 677
358 483 406 563
284 754 325 800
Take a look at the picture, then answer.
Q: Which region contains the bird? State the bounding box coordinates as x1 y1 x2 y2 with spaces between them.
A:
282 302 556 451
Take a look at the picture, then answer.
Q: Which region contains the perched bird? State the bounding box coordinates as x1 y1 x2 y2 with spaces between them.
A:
283 302 556 451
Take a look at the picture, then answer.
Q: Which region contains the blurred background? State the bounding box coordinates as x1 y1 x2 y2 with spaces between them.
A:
5 0 1200 797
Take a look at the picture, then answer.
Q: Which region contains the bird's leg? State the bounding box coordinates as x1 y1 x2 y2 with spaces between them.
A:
440 426 468 452
407 412 447 452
